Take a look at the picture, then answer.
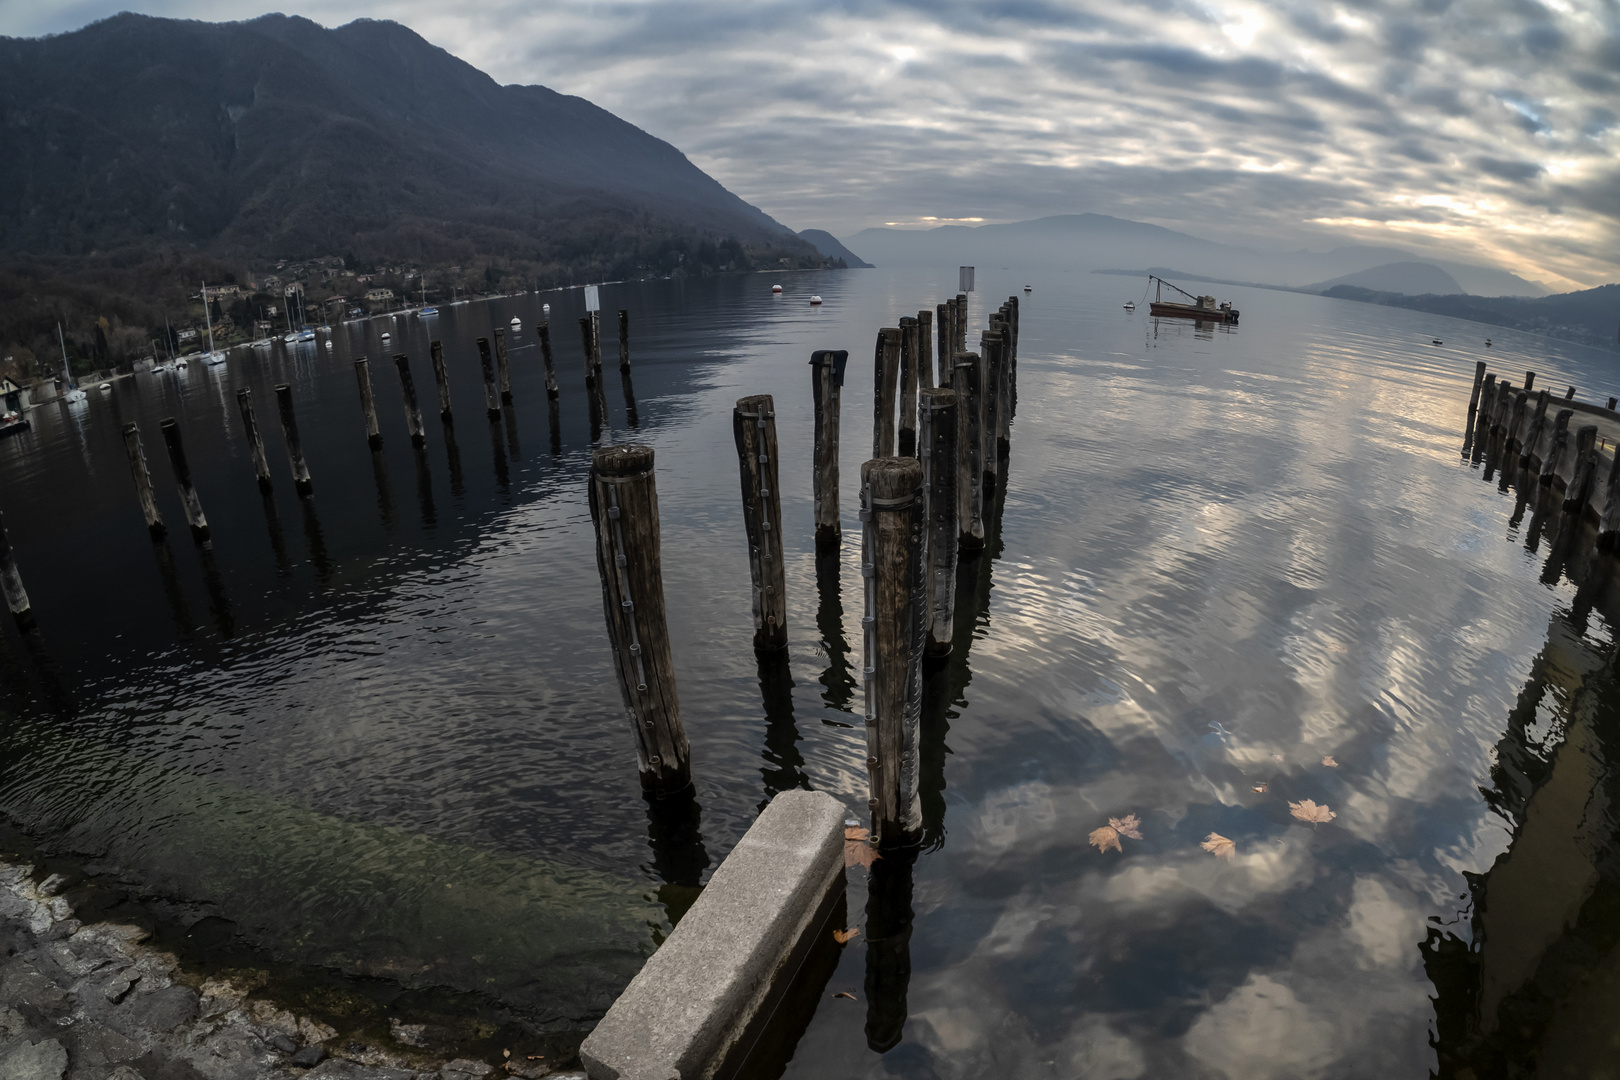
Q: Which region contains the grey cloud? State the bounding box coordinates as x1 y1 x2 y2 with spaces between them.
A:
1475 156 1544 183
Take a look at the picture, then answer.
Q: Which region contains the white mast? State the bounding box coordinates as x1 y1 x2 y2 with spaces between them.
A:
202 282 217 356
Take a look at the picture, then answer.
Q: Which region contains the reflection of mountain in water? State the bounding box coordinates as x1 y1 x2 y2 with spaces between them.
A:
1424 476 1620 1076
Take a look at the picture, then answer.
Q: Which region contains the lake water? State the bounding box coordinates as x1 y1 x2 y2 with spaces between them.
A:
2 267 1618 1077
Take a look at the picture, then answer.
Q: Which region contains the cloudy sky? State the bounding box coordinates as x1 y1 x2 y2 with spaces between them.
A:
5 0 1617 290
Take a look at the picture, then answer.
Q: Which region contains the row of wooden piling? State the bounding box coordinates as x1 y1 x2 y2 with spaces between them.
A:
1465 360 1620 548
0 311 637 632
586 293 1022 851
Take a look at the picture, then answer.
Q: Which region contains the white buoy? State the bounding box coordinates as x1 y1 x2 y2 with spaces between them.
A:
543 303 551 315
809 295 823 305
772 285 783 294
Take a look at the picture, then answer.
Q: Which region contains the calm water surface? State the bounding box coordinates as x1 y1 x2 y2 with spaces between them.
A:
2 268 1618 1077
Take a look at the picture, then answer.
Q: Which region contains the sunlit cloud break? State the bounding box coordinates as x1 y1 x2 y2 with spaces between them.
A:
4 0 1618 288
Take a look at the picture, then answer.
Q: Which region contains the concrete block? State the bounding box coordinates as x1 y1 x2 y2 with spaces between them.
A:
580 789 846 1080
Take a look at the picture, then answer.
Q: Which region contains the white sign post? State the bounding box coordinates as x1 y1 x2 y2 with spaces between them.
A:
585 284 601 313
959 266 975 293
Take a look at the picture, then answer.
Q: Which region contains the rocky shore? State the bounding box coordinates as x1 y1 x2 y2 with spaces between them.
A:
0 861 585 1080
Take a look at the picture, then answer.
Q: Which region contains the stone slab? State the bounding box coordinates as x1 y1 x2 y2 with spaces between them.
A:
579 790 846 1080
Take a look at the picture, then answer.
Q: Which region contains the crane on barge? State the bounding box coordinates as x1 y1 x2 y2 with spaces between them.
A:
1147 275 1239 324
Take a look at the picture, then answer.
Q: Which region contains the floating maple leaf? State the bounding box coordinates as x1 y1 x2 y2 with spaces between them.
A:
833 991 857 1000
1252 781 1268 794
1088 826 1122 854
1109 814 1143 840
1201 832 1236 859
1289 799 1336 824
844 827 880 869
1322 755 1338 768
832 928 860 944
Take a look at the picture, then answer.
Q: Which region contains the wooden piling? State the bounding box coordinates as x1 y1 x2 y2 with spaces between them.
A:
1479 374 1497 428
898 317 919 457
394 353 427 448
475 337 502 419
873 328 901 458
539 321 560 400
917 310 934 391
1539 409 1573 486
235 389 273 493
0 512 34 630
810 350 847 547
274 384 314 497
354 358 384 449
954 352 986 551
1523 371 1536 393
430 340 454 422
954 294 967 355
733 395 788 652
1519 390 1550 468
1564 425 1599 513
587 444 691 793
159 418 210 543
1609 397 1618 411
860 456 926 847
1567 386 1576 399
1597 452 1620 548
122 422 166 539
1467 362 1487 413
618 310 631 373
494 327 514 404
919 388 958 658
1506 391 1529 449
936 303 950 383
980 329 1004 487
1491 382 1514 435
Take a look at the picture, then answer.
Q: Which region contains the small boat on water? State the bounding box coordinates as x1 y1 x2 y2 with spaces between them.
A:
1024 285 1032 292
1123 301 1136 311
419 306 439 317
0 411 28 438
809 295 823 306
543 303 551 315
1146 275 1238 324
772 284 783 294
510 316 521 330
99 382 111 392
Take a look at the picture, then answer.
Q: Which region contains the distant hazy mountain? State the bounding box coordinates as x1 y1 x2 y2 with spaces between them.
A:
0 13 810 273
1306 262 1464 296
798 230 872 268
843 214 1548 297
1323 284 1620 352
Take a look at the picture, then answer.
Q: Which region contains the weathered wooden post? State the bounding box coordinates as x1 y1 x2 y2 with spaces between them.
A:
872 328 901 457
954 352 986 550
1564 425 1599 513
394 353 427 448
587 445 691 793
810 349 847 547
860 456 926 847
936 303 951 383
274 384 314 496
354 358 384 449
1479 374 1497 427
954 294 967 354
898 317 920 457
1467 362 1487 414
618 310 631 374
493 327 514 404
1609 397 1618 411
995 316 1014 454
475 338 502 419
1598 452 1620 548
1506 391 1529 450
733 395 788 651
1523 371 1536 393
917 310 934 390
539 321 560 400
1491 382 1514 435
1539 409 1573 486
919 387 958 658
1566 386 1576 399
0 512 34 630
980 329 1004 489
122 423 166 538
159 418 209 544
1520 390 1550 467
430 341 454 423
236 389 273 493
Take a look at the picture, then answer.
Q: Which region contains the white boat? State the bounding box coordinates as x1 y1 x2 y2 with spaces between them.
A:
1024 285 1032 292
542 303 551 315
419 306 439 317
199 279 226 365
283 333 299 343
55 323 88 402
1123 301 1136 311
296 329 315 342
772 285 783 294
99 382 111 392
201 351 227 366
809 295 823 305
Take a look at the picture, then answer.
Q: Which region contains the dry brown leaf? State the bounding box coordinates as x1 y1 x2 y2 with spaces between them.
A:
1088 825 1122 854
832 928 860 944
1201 832 1236 859
1322 755 1338 768
1289 799 1336 824
833 991 857 1000
844 827 880 869
1252 782 1268 794
1109 814 1143 840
